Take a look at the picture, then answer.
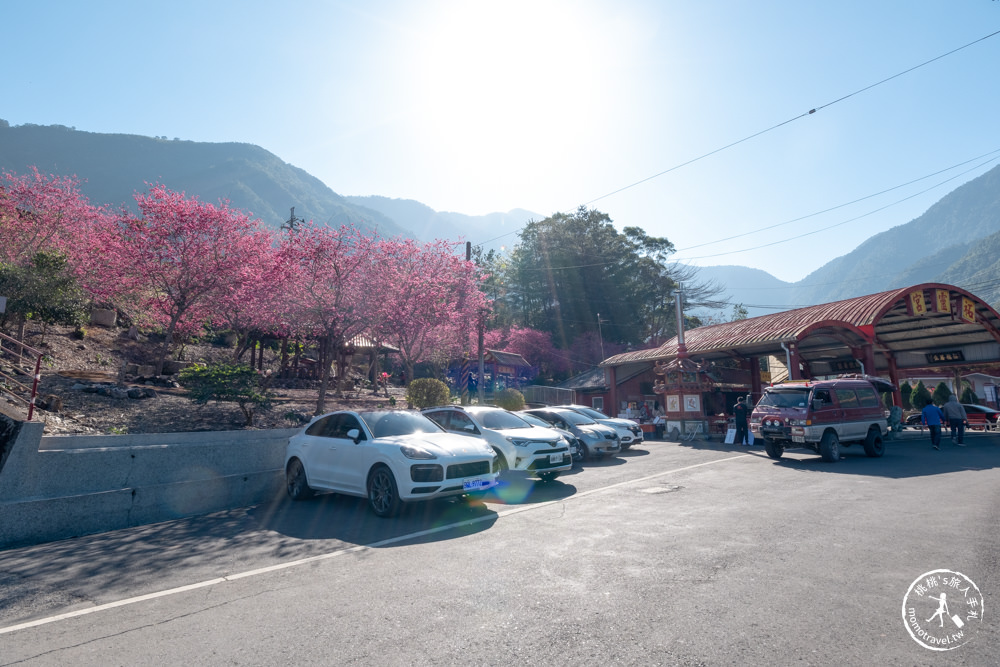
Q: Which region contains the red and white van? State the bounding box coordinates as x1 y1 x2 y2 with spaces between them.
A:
750 376 895 462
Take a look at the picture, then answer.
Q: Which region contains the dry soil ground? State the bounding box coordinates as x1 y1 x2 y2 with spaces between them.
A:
4 323 404 435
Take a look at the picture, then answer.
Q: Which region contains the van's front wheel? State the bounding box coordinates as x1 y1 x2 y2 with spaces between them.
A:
863 428 885 457
820 432 841 462
763 438 784 460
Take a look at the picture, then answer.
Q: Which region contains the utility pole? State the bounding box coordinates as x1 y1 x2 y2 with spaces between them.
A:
597 312 606 360
281 207 305 233
461 241 472 405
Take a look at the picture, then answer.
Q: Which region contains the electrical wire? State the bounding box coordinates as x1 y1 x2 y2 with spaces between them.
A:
473 29 1000 259
674 148 1000 253
579 29 1000 209
672 155 1000 262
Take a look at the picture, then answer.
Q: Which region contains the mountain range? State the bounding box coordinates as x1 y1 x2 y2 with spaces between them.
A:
683 162 1000 317
2 120 999 315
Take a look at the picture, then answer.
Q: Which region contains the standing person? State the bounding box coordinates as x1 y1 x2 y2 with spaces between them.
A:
652 401 665 440
941 394 968 446
733 396 750 446
922 401 945 450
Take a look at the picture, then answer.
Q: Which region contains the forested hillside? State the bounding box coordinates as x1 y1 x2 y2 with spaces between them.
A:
0 121 407 236
344 195 539 251
4 119 999 316
790 163 1000 307
696 163 1000 315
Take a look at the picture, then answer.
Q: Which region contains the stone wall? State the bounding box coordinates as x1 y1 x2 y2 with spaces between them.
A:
0 421 297 549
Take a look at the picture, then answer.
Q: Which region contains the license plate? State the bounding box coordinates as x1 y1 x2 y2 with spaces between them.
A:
792 436 805 443
549 453 564 464
463 479 490 491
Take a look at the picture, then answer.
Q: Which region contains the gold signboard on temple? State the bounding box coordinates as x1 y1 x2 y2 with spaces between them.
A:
906 290 927 316
960 297 977 324
932 289 951 314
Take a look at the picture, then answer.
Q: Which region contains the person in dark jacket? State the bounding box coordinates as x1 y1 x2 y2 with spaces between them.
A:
733 396 749 446
941 394 968 445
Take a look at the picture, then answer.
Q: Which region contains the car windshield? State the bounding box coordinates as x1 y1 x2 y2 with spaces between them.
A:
360 411 443 438
478 409 532 430
758 389 810 409
574 406 609 420
518 412 551 428
556 410 597 425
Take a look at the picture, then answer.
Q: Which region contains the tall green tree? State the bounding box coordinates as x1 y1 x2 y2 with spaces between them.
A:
0 251 88 340
900 382 912 410
932 381 952 406
502 207 722 350
911 381 932 409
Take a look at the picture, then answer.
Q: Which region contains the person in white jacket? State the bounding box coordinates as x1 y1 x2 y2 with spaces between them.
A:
941 394 968 446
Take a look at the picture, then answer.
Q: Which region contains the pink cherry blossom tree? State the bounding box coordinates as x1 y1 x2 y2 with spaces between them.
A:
0 168 108 340
279 222 380 414
210 240 292 362
0 168 106 267
97 185 275 375
374 238 488 386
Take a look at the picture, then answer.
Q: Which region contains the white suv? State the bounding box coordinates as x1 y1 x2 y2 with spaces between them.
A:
422 405 573 481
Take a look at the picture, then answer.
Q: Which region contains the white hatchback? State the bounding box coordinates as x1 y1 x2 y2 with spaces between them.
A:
285 409 498 517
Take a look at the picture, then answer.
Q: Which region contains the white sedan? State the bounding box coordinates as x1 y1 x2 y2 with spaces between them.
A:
285 410 499 517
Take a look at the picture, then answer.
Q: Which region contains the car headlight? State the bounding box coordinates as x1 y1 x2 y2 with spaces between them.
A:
400 445 437 459
506 437 531 447
582 431 601 441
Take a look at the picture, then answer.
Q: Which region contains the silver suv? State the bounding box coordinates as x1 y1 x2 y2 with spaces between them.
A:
559 404 643 450
521 407 621 461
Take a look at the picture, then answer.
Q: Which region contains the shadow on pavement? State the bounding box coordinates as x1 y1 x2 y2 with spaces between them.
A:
678 429 1000 479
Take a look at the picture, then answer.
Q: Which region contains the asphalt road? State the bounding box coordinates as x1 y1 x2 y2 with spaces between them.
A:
1 430 998 666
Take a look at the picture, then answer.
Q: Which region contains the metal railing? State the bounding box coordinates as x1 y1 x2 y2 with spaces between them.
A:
0 330 44 420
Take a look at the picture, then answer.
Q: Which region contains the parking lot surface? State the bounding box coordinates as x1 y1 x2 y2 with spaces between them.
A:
2 431 998 665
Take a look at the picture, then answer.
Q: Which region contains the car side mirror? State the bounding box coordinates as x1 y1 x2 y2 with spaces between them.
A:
812 399 824 411
463 424 477 434
347 428 362 444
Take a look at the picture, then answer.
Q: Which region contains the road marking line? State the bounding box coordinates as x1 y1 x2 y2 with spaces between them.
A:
0 453 748 635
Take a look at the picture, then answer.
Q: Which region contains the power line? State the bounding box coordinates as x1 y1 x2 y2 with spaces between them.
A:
672 155 1000 262
580 28 1000 209
473 29 1000 251
674 148 1000 254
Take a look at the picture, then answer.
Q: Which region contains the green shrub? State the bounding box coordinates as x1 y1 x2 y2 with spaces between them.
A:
405 378 451 409
494 388 525 411
900 383 912 410
911 381 932 409
178 363 273 426
932 382 952 407
960 386 978 405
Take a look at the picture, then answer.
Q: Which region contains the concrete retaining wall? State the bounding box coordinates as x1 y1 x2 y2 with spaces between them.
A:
0 415 297 549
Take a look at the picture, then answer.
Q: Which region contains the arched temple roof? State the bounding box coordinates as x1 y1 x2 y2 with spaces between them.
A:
601 283 1000 376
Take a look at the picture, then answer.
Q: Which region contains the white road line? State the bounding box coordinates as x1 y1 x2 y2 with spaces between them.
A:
0 453 748 635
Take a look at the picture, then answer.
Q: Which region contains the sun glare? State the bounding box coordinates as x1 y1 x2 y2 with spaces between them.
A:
410 2 605 164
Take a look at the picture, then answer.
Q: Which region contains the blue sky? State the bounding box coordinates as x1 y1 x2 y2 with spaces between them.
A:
3 1 999 282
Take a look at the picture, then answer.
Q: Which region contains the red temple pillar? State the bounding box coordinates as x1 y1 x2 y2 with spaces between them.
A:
749 356 762 403
607 366 618 416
